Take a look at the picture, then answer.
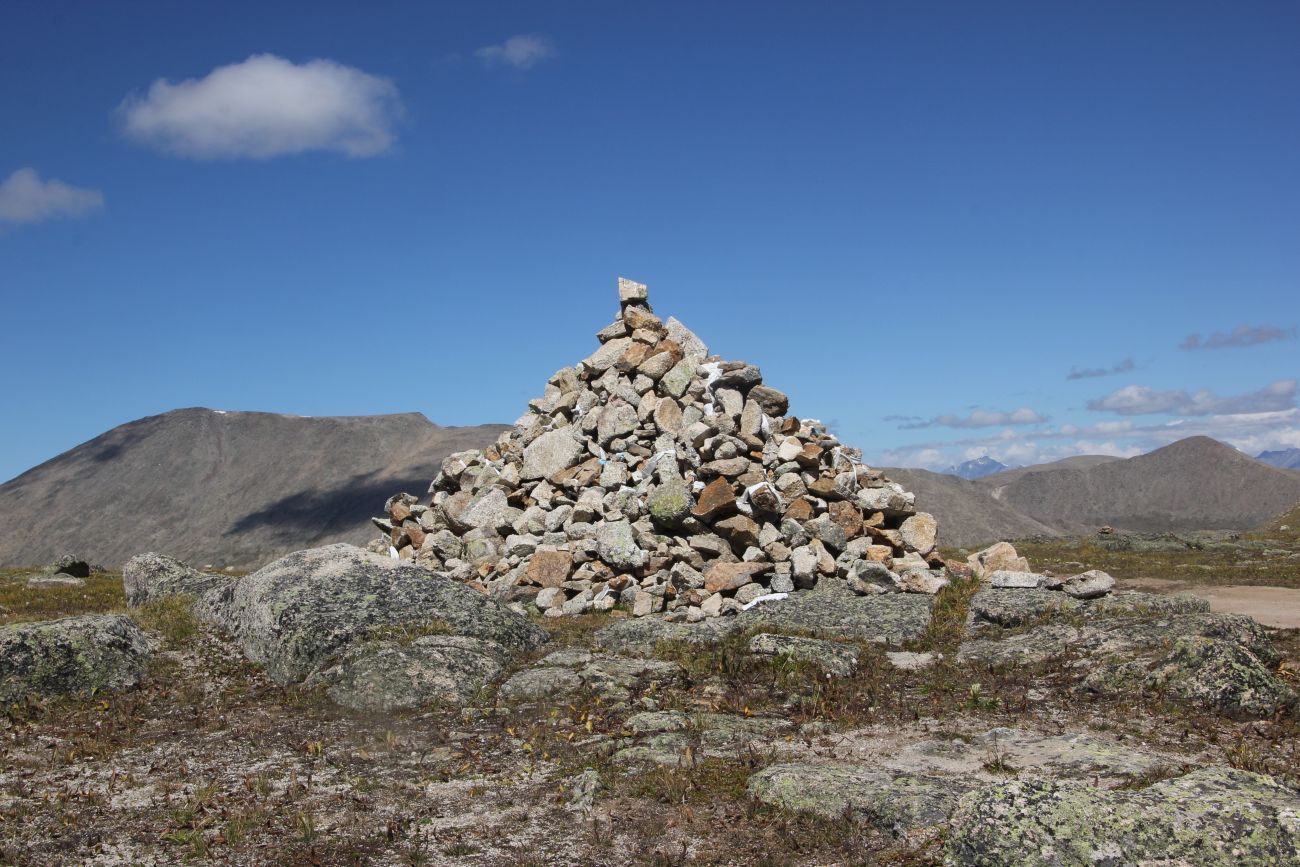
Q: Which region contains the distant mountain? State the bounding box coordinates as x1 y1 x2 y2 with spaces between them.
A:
0 408 506 569
886 438 1300 547
1257 448 1300 470
881 467 1059 548
980 437 1300 535
941 456 1011 480
977 454 1125 491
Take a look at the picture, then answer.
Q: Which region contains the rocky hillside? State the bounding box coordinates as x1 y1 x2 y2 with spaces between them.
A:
881 467 1058 548
887 442 1300 547
979 436 1300 534
0 409 505 569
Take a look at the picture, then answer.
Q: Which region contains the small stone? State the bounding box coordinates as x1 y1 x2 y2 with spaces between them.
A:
700 592 724 617
632 590 662 617
748 385 789 416
989 570 1045 589
596 520 647 572
1060 569 1116 599
898 513 938 554
523 549 573 588
704 561 772 594
967 541 1029 579
734 582 768 605
886 651 940 671
618 276 648 304
897 569 948 595
522 428 584 481
714 514 761 548
692 477 738 521
535 587 565 610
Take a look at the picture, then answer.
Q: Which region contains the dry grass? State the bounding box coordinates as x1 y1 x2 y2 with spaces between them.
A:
2 549 1297 864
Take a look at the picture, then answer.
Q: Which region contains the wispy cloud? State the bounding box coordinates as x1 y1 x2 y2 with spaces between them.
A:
118 54 402 159
1066 357 1135 380
877 408 1300 470
898 407 1048 430
1180 325 1296 351
475 35 556 69
0 168 103 226
1086 379 1296 417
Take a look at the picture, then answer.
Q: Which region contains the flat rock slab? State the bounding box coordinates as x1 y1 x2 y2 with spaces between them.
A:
24 573 86 588
597 581 932 656
748 633 859 677
496 649 684 706
946 767 1300 866
957 612 1295 716
748 764 970 836
0 614 150 703
615 711 793 765
309 635 508 712
965 588 1208 632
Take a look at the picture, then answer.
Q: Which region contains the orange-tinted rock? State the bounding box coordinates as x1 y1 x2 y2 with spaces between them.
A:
828 501 863 538
704 561 772 594
522 549 573 588
783 497 815 522
692 477 737 521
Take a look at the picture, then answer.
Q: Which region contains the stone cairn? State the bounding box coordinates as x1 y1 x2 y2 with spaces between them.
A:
372 278 945 620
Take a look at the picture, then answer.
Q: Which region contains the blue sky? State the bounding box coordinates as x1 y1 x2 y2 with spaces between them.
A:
2 0 1297 483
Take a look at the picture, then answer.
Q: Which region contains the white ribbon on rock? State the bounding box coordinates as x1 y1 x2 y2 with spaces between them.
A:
740 592 788 611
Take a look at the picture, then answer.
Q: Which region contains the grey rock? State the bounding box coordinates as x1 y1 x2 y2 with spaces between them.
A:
946 767 1300 866
748 385 789 417
749 764 971 835
664 316 708 359
659 356 698 399
521 427 584 481
0 614 150 703
186 544 546 685
26 573 86 588
988 570 1045 589
748 633 858 677
596 520 646 571
123 551 233 608
1060 569 1116 599
311 635 507 712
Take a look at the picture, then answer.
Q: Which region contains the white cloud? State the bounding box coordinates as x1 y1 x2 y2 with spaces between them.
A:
475 35 555 69
0 168 103 225
877 408 1300 470
118 54 401 159
1087 379 1296 416
900 407 1048 430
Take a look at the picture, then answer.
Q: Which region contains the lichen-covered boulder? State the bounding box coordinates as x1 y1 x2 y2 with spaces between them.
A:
1084 634 1297 717
945 767 1300 866
123 551 234 608
749 764 971 835
496 649 684 706
203 544 547 684
309 635 508 712
0 614 150 703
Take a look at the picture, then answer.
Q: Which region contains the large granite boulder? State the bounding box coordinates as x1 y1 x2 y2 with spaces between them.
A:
0 614 150 703
123 551 234 608
125 544 547 709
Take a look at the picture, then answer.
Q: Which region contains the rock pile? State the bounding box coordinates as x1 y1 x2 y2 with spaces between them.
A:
373 278 945 619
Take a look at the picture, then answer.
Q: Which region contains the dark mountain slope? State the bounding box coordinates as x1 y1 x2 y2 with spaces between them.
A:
0 408 505 569
881 467 1061 548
